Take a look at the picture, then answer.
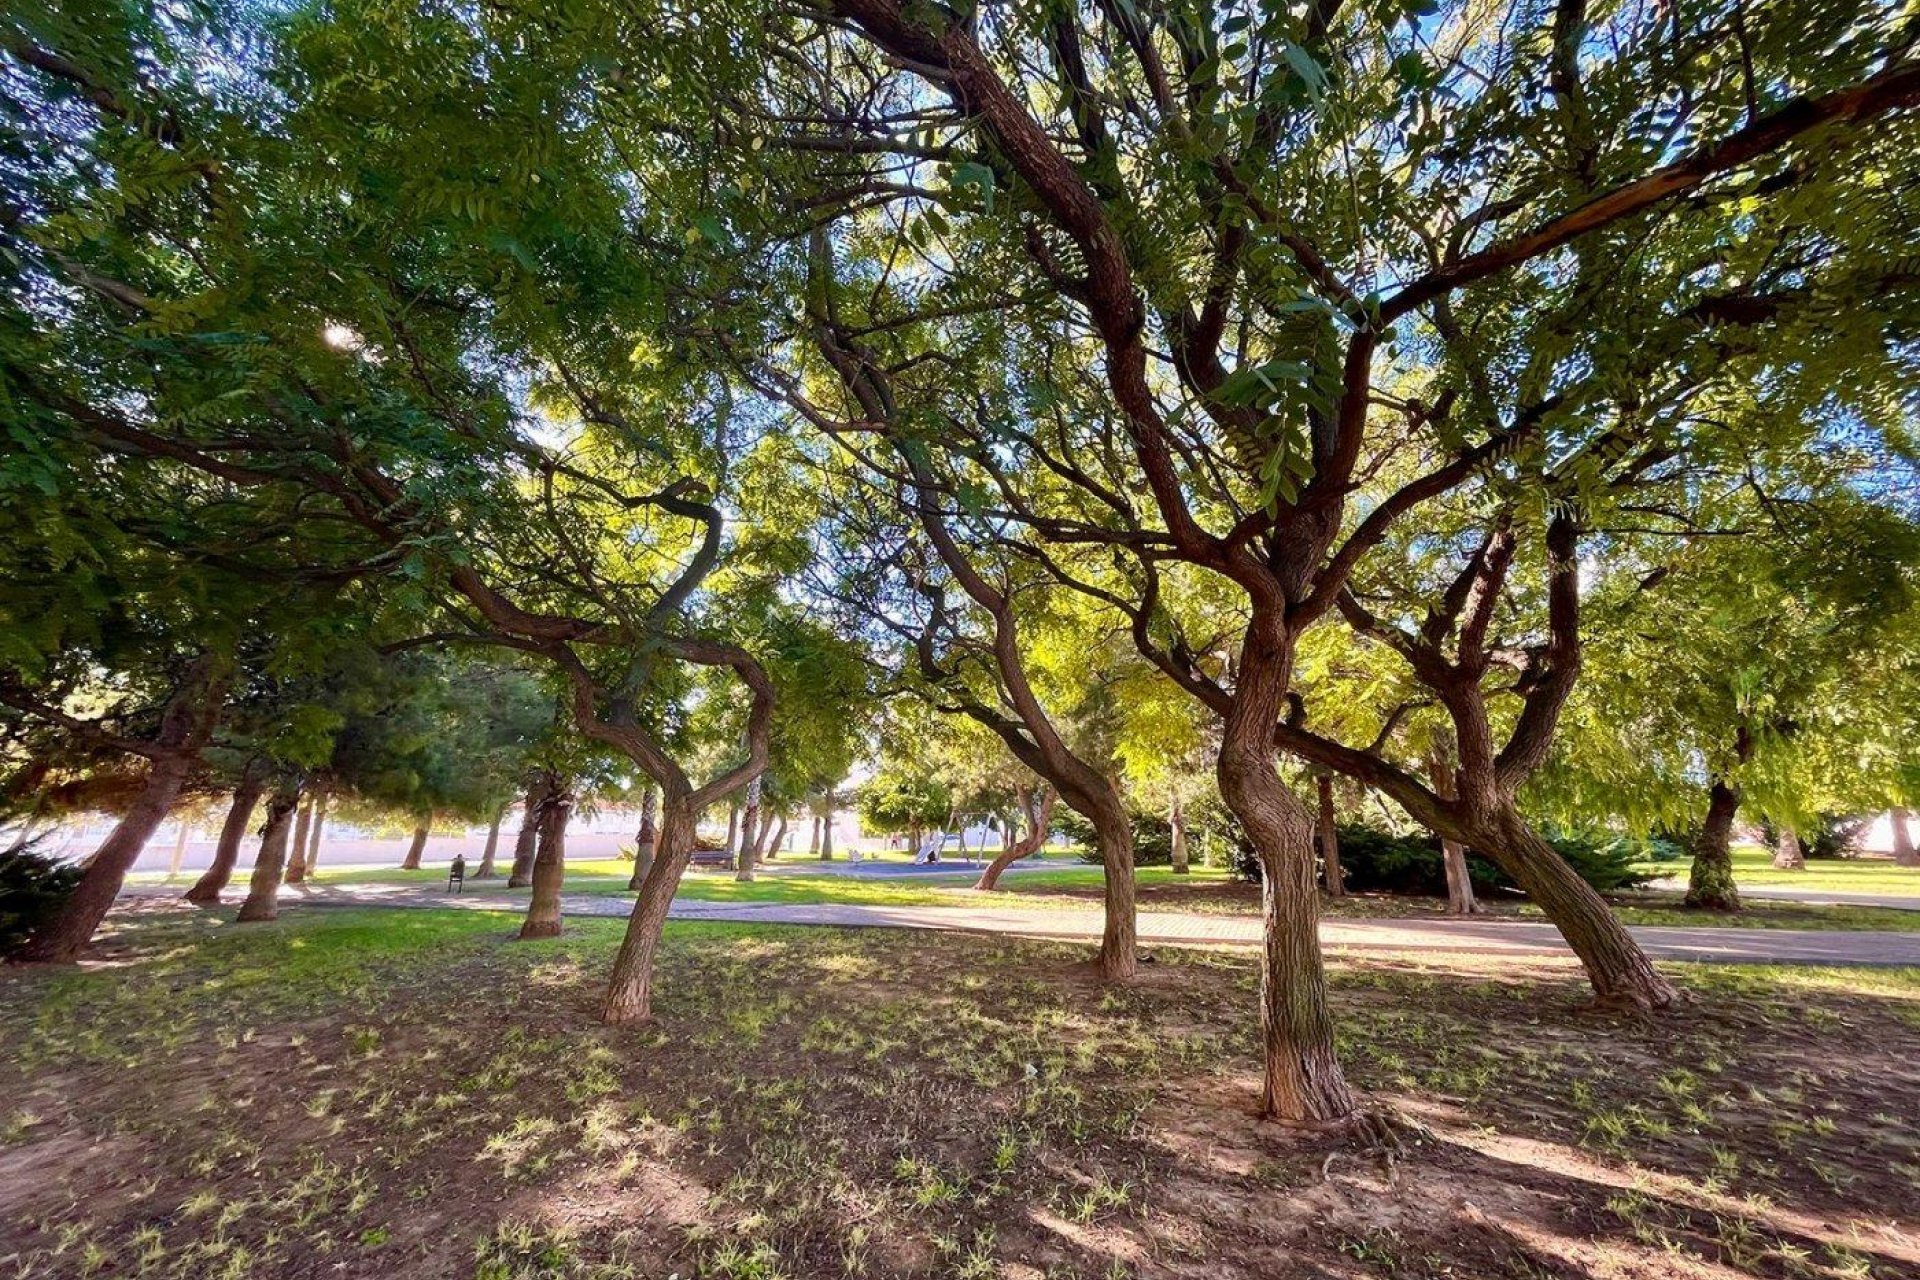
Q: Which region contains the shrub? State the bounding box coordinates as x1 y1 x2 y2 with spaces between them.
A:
0 843 84 955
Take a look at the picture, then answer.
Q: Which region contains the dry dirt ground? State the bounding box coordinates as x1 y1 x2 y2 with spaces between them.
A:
2 901 1917 1280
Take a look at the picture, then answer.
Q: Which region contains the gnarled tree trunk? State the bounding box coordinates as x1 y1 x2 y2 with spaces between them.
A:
1472 805 1678 1008
519 786 570 939
1068 781 1137 981
236 786 300 923
975 786 1055 890
1219 698 1356 1125
400 814 431 869
186 775 263 905
17 752 196 961
1316 774 1344 898
603 792 697 1022
1773 828 1805 870
1684 778 1743 911
628 786 658 890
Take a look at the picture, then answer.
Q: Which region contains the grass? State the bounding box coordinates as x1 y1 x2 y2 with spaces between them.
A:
3 905 1918 1279
140 850 1920 931
1638 846 1920 894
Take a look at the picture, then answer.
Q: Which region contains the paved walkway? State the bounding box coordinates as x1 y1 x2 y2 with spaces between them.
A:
225 882 1920 968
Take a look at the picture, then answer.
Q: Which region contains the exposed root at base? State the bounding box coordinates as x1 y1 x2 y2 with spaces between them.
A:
1311 1106 1435 1187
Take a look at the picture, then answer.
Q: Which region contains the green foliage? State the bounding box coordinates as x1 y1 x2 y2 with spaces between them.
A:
0 844 83 955
855 770 950 838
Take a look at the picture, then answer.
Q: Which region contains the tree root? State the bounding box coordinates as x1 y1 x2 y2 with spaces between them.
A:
1314 1106 1434 1187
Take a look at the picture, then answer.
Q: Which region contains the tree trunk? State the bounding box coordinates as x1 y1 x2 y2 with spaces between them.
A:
1684 778 1743 910
628 786 658 891
474 805 505 878
167 815 191 879
1425 746 1477 914
1773 828 1805 870
400 814 431 869
302 788 328 877
602 793 698 1022
808 813 821 857
1087 784 1138 982
725 802 741 870
518 787 570 940
1472 804 1678 1008
235 786 300 923
1439 839 1477 914
186 776 263 905
1891 807 1917 867
17 753 195 961
735 779 762 883
283 790 313 885
1316 774 1345 898
507 779 546 887
975 787 1055 890
1169 792 1189 875
764 814 788 860
1217 716 1357 1124
818 806 833 860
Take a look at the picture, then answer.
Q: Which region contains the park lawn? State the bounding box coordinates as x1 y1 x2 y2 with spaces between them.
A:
276 859 1920 929
3 906 1917 1280
1640 847 1920 893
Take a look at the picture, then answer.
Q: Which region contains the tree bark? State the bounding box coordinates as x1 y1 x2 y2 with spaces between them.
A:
186 775 263 905
818 805 833 860
725 802 741 870
235 785 300 923
400 814 431 869
302 787 328 877
1471 804 1678 1008
283 790 313 885
735 779 762 882
807 813 821 857
602 792 698 1022
507 778 547 887
1684 778 1743 910
473 804 505 879
764 814 787 860
1773 828 1805 870
1217 671 1356 1124
975 786 1055 890
1082 783 1137 981
16 752 196 961
1425 748 1476 914
1891 806 1917 867
518 786 570 939
1315 774 1345 898
628 786 658 890
1169 792 1189 875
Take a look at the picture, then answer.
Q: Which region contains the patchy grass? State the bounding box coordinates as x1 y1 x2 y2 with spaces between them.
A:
3 904 1918 1279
